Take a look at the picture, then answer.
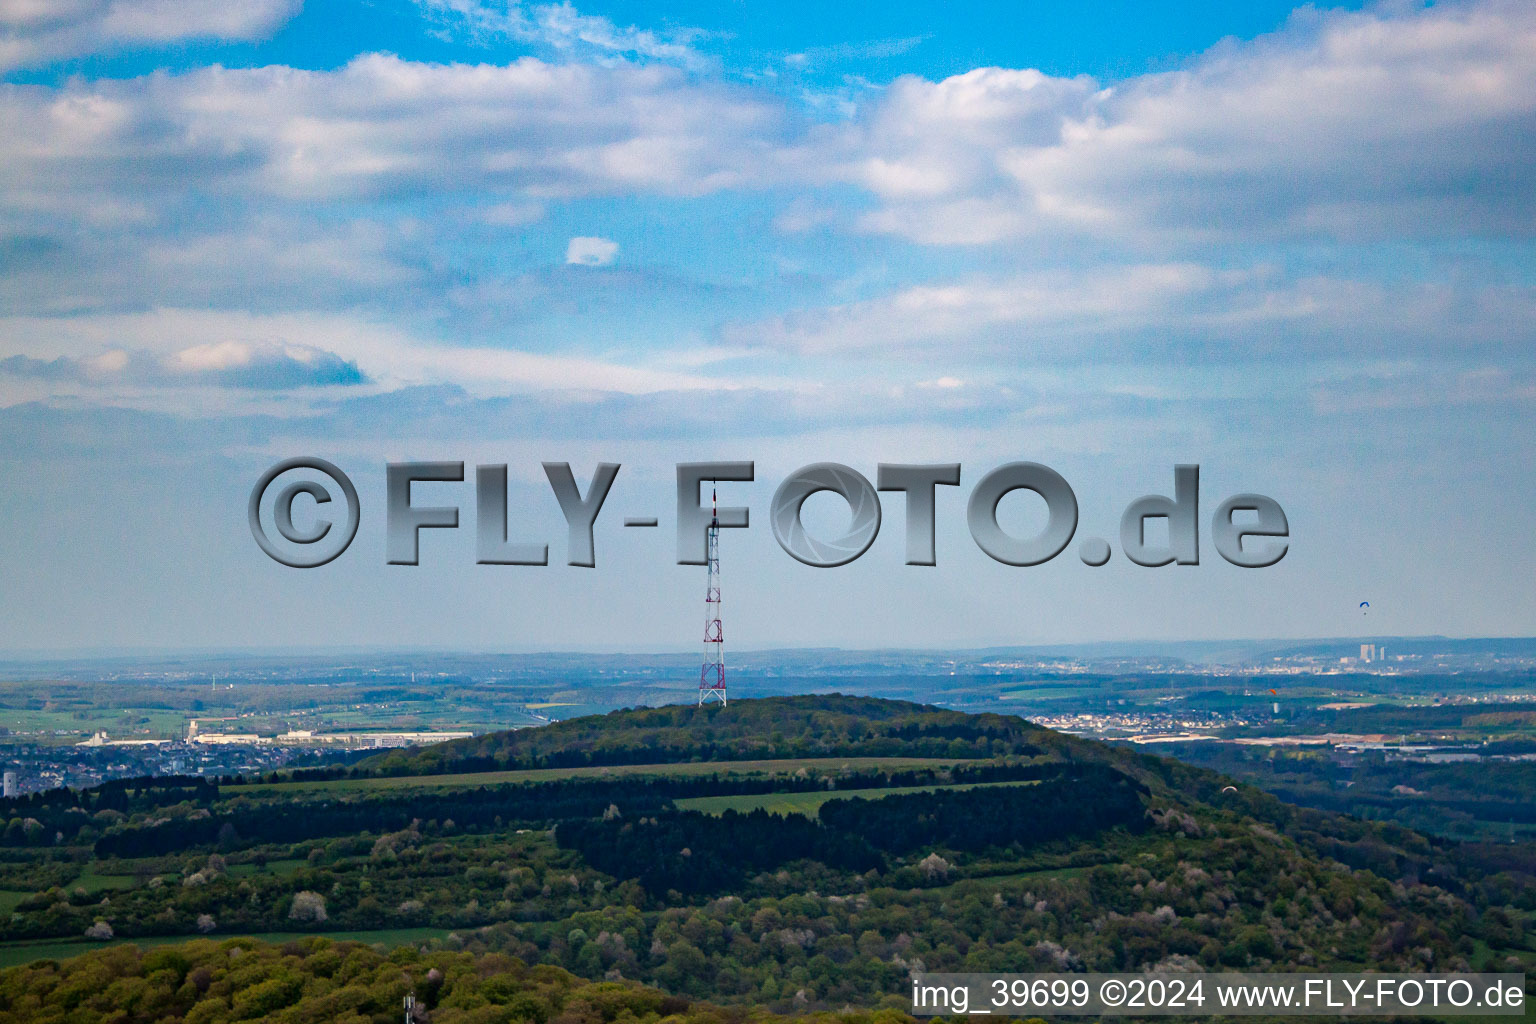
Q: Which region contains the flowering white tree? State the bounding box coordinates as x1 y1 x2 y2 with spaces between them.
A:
289 891 328 923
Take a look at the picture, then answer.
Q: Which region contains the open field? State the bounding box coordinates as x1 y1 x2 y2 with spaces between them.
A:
68 869 137 894
224 858 306 879
0 707 188 742
675 778 1040 817
231 756 983 794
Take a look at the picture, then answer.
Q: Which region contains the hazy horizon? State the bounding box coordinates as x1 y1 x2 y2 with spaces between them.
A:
0 633 1529 666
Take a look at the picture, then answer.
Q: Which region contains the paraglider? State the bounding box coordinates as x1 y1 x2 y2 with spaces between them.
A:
1359 601 1369 615
1221 786 1238 794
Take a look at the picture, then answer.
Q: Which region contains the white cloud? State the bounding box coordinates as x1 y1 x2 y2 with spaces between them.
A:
0 54 784 210
781 35 926 69
1 0 1535 415
739 263 1242 355
0 0 301 70
0 338 366 393
0 308 726 403
736 264 1536 360
413 0 708 68
821 0 1536 244
7 1 1535 254
565 235 617 266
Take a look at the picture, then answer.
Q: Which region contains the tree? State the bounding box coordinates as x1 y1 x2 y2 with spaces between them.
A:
289 891 328 923
918 854 950 881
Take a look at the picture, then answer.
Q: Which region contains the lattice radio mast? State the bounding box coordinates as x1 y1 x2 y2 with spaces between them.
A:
698 484 726 706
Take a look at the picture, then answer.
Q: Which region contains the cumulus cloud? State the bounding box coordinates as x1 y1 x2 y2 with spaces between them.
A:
0 53 784 210
0 0 302 70
565 236 617 266
825 0 1536 244
6 2 1534 249
0 51 786 317
2 0 1535 410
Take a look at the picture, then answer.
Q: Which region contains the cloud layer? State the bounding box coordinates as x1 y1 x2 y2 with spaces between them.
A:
7 2 1533 239
0 0 1534 411
822 1 1536 244
0 0 302 70
0 53 782 212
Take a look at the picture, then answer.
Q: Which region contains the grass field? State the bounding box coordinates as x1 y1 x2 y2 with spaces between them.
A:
674 778 1040 817
68 869 138 894
998 686 1103 701
0 707 187 741
231 757 983 795
225 858 306 879
0 926 455 970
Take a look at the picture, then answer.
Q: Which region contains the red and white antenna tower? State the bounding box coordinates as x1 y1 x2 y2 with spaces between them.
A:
698 484 726 706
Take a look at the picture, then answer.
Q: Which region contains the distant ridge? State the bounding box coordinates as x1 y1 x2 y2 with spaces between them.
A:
357 694 1056 776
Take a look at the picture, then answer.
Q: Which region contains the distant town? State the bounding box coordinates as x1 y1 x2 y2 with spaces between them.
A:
0 637 1532 804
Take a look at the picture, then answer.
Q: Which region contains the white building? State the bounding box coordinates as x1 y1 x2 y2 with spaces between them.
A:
76 731 171 748
187 723 471 748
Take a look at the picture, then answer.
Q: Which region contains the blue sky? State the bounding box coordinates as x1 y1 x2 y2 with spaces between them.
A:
1 0 1533 653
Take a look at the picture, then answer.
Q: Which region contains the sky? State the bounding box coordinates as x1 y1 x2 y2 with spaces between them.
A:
1 0 1534 654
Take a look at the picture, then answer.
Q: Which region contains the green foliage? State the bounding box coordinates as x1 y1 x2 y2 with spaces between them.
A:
0 696 1530 1012
1160 740 1536 842
359 695 1045 776
557 767 1145 895
0 936 907 1024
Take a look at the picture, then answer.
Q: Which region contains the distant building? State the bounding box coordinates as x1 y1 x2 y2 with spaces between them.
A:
189 728 472 748
188 731 263 746
1360 643 1376 663
2 771 16 798
76 731 171 748
274 729 474 747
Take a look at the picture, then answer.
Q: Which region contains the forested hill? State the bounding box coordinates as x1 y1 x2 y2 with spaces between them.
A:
2 693 1533 1011
358 695 1053 776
